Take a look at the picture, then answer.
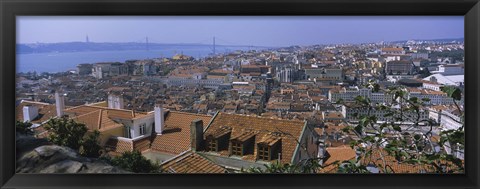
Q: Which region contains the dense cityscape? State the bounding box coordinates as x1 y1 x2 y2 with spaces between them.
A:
16 38 465 173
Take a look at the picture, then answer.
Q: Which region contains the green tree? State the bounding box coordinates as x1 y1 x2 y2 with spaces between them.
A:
336 82 464 173
109 151 161 173
243 82 464 174
242 159 321 173
418 68 431 78
336 160 370 173
80 130 102 158
44 117 88 151
16 121 34 135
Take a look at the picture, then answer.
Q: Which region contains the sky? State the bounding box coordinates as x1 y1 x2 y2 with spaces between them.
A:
17 16 464 47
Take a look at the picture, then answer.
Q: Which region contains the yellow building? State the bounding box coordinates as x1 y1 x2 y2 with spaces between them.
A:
172 54 193 61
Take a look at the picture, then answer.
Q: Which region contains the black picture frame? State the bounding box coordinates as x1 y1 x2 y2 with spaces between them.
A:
1 0 479 188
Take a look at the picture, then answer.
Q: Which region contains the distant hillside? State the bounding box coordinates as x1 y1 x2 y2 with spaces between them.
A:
16 42 215 54
16 42 272 54
17 38 463 54
390 38 464 44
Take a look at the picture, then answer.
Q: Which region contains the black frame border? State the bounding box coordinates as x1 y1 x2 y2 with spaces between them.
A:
1 0 479 189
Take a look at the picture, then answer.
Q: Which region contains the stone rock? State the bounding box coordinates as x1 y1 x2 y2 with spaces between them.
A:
15 134 50 158
16 134 129 173
79 161 128 173
40 159 85 173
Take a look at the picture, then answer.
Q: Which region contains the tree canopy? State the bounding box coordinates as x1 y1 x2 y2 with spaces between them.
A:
44 117 88 151
108 151 161 173
16 121 34 135
80 130 102 158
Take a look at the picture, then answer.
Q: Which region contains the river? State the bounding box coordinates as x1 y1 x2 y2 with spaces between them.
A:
16 46 260 73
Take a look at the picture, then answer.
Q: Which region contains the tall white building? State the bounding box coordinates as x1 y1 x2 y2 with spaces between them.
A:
275 66 294 83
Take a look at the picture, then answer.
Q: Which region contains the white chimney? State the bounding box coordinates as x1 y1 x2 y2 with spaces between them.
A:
55 92 65 117
115 95 124 109
154 104 165 135
108 94 114 109
23 105 39 122
108 94 124 109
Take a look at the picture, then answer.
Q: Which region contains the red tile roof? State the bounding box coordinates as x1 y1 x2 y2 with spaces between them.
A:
16 101 57 124
161 151 226 173
204 113 306 164
133 136 152 153
320 145 357 173
65 104 149 120
105 138 133 156
72 109 123 132
360 148 463 173
64 104 151 133
150 111 212 155
382 48 404 52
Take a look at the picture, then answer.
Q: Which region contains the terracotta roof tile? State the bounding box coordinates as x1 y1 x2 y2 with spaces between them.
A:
360 148 463 173
64 104 150 133
161 151 226 173
16 101 57 124
314 128 324 136
105 138 133 156
319 145 357 173
65 104 148 120
382 48 404 52
72 109 123 132
133 137 152 152
258 134 282 146
204 113 306 164
324 146 356 166
150 111 212 155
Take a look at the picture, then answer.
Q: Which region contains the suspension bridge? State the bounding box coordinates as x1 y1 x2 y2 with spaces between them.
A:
127 36 276 55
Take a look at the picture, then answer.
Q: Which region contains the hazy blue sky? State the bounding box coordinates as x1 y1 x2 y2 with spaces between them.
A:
17 16 463 46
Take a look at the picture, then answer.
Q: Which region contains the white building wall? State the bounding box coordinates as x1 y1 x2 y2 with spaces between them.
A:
423 83 442 91
131 114 155 139
23 106 39 122
440 111 462 130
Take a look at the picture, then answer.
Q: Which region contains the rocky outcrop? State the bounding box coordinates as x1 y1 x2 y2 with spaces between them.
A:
16 134 129 173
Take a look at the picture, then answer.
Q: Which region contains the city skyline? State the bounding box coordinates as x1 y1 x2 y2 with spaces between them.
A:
17 16 463 46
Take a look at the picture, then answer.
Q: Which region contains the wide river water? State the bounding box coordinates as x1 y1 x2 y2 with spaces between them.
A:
16 46 259 73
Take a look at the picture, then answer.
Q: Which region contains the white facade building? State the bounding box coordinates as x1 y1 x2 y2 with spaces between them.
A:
406 88 449 105
431 64 464 76
328 87 393 104
423 74 464 87
428 106 462 131
422 81 443 91
440 110 463 131
342 104 429 123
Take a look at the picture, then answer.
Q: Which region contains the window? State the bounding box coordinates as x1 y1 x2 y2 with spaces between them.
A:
258 145 270 161
231 141 243 156
125 126 132 138
139 123 147 135
208 139 217 152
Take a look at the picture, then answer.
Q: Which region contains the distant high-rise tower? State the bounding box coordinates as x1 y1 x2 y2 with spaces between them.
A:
86 35 90 43
146 36 149 51
213 36 216 55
